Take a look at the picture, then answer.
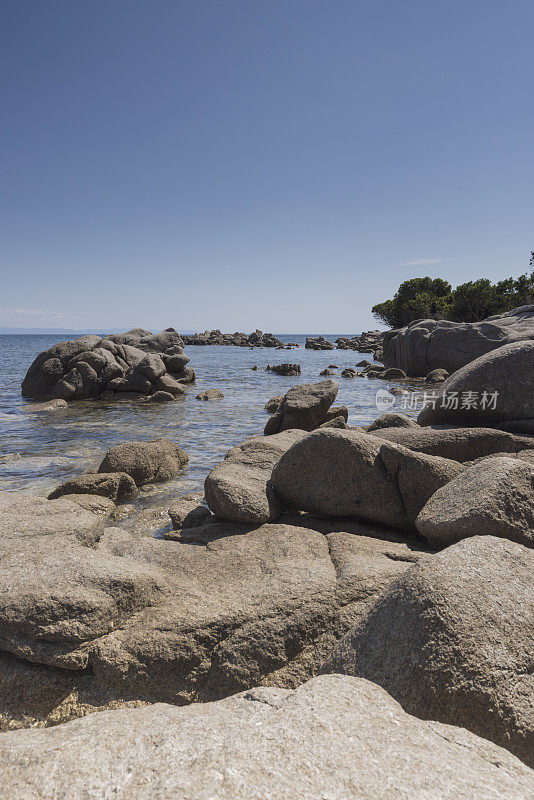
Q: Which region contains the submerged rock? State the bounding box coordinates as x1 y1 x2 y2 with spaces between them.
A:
196 388 224 401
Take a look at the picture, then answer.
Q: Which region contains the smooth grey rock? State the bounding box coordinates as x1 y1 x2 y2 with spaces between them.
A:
264 380 338 435
155 374 185 396
369 425 534 462
323 536 534 767
384 305 534 376
418 340 534 425
48 472 139 504
0 500 427 726
366 412 420 432
272 428 463 529
205 430 306 523
416 457 534 548
98 438 188 486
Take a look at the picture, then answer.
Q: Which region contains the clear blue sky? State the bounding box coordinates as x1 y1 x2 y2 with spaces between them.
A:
1 0 532 333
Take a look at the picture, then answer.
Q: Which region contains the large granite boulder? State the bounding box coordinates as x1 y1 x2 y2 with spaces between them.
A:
323 536 534 767
0 493 428 729
271 428 462 528
264 379 339 434
383 305 534 376
369 425 534 462
21 328 194 401
1 675 531 800
418 340 534 426
98 438 188 486
204 430 306 523
416 457 534 548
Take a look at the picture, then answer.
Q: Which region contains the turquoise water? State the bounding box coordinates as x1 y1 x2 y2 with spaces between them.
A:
0 333 417 530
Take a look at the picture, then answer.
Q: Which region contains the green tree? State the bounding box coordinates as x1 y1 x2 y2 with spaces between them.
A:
372 277 452 327
372 253 533 327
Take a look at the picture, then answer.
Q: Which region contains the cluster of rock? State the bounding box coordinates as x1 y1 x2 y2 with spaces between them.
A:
2 335 534 796
21 328 195 402
336 329 384 358
266 362 301 376
383 304 534 376
182 329 286 348
305 330 385 360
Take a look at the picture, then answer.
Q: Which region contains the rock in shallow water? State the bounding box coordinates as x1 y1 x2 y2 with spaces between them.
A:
195 388 224 400
0 673 531 800
98 438 188 487
20 328 192 402
264 379 339 435
323 535 534 767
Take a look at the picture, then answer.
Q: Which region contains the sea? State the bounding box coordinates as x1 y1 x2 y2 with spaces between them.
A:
0 333 419 535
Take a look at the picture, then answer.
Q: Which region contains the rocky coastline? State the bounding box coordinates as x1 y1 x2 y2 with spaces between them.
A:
2 310 534 798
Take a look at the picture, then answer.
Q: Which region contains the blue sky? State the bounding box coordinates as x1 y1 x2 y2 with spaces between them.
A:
1 0 533 333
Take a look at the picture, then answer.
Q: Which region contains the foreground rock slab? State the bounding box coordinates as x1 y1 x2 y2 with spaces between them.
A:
324 536 534 767
416 457 534 548
272 428 463 528
1 674 532 800
0 494 429 728
204 430 306 522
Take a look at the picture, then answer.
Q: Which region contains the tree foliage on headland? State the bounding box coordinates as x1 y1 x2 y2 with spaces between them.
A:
372 253 534 328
